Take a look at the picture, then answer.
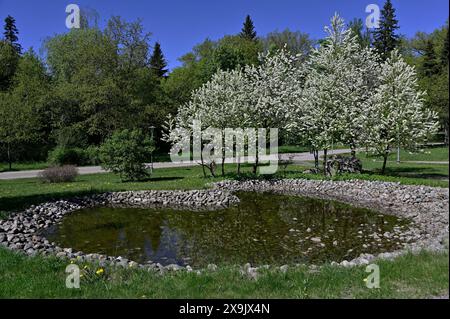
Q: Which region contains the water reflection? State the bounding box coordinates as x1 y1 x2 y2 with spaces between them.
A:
44 192 410 267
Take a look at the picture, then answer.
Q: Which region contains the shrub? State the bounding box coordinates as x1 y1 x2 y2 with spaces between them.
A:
99 129 155 181
48 147 86 166
84 145 101 165
38 165 79 183
48 146 101 166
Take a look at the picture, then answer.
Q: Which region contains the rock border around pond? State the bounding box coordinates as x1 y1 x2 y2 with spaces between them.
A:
0 179 448 273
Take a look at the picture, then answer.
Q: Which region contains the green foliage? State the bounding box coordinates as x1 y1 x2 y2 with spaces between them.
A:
0 40 19 90
210 35 261 71
44 19 162 146
262 29 313 57
3 15 21 54
348 18 371 48
85 145 102 165
149 42 168 77
99 129 155 181
47 144 101 166
162 35 262 110
240 15 257 40
441 27 449 66
48 147 85 166
0 50 49 168
373 0 400 60
407 24 450 143
421 40 441 77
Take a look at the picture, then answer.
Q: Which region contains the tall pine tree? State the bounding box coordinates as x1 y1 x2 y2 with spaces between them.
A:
3 15 21 54
421 40 440 77
149 42 168 77
441 26 449 67
240 15 257 40
373 0 399 60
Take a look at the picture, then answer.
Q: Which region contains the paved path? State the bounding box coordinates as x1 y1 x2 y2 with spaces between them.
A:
386 160 449 165
0 149 353 181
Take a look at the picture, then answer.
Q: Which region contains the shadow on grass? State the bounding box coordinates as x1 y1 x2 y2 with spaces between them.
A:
134 176 184 183
367 166 448 180
0 189 103 216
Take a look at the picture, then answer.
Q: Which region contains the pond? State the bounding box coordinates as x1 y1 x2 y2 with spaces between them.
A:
44 192 410 267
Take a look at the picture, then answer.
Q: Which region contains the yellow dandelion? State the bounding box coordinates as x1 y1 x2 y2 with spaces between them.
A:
96 268 104 275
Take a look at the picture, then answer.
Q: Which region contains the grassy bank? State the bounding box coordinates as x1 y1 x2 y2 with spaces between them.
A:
0 247 447 298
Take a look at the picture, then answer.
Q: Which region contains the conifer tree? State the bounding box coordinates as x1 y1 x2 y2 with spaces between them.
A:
421 40 440 77
149 42 168 77
240 15 257 40
441 27 449 67
3 15 21 54
373 0 399 60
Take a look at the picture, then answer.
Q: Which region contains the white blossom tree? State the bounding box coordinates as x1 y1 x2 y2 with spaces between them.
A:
293 14 352 173
363 49 439 174
244 49 305 173
292 14 381 174
164 49 304 176
163 68 250 176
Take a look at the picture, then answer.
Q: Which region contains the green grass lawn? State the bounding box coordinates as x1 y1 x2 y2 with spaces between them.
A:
360 146 449 162
0 161 48 173
0 247 447 298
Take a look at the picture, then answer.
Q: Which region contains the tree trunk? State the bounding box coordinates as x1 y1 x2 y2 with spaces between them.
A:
381 154 388 175
200 145 207 178
350 142 356 157
221 151 225 177
323 149 328 176
221 133 226 177
381 146 390 175
237 157 241 175
313 149 319 169
445 124 449 146
253 137 259 175
253 157 258 175
210 163 217 178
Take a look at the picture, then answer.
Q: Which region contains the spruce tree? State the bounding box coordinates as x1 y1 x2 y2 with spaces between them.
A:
240 15 257 40
149 42 168 77
3 15 21 54
441 27 449 67
421 40 440 77
373 0 399 60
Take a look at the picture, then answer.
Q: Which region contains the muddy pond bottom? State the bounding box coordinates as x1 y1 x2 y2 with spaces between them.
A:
44 192 411 267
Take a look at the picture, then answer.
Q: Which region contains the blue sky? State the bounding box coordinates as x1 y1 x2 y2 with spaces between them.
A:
0 0 448 70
